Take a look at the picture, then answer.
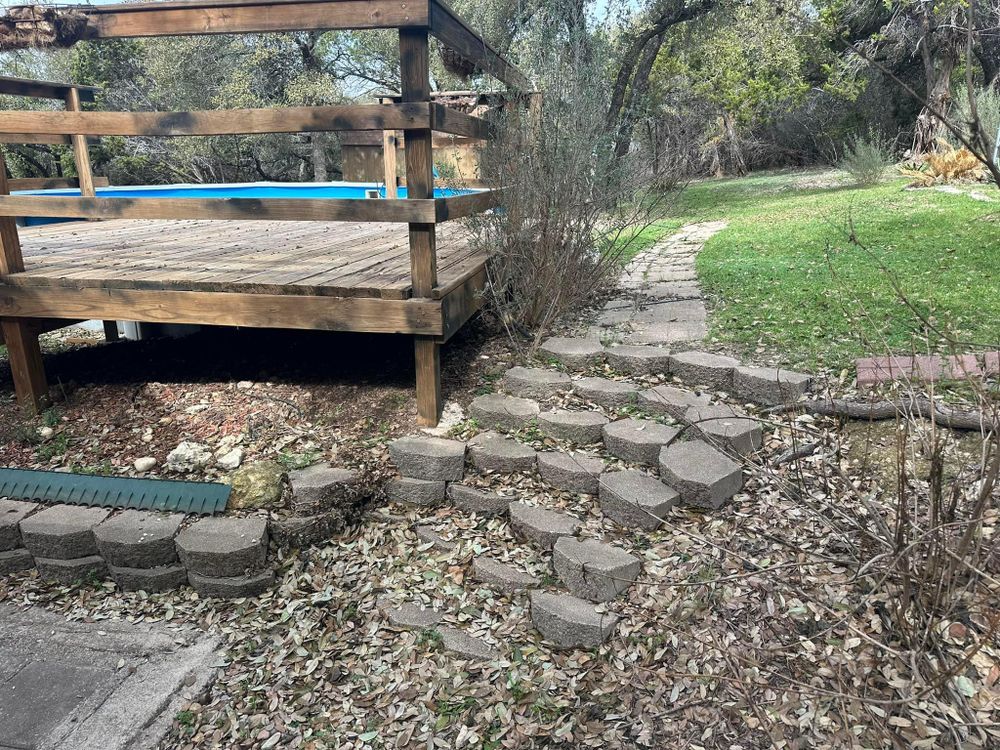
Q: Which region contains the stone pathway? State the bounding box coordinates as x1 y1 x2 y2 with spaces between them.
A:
0 604 220 750
595 221 727 346
856 352 999 386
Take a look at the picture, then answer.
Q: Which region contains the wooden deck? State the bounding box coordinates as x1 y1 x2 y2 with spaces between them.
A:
9 218 484 300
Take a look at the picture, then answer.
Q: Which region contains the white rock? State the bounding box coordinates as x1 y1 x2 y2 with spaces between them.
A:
166 441 212 472
133 456 157 472
38 427 54 440
216 448 244 470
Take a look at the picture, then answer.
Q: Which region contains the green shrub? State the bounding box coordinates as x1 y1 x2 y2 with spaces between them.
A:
840 129 896 186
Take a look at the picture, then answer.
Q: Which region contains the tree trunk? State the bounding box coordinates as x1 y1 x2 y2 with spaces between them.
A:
311 135 327 182
613 30 666 160
913 51 957 154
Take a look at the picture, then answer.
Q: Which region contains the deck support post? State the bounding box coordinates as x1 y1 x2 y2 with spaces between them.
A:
400 27 442 426
0 151 48 413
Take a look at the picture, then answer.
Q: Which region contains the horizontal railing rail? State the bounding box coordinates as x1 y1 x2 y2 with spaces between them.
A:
8 176 110 191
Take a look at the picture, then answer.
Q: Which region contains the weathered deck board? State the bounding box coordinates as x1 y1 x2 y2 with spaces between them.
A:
5 219 485 299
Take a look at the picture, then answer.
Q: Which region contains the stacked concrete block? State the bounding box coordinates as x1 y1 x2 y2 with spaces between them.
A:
387 435 466 510
0 500 37 575
19 505 111 585
176 516 273 598
94 510 187 592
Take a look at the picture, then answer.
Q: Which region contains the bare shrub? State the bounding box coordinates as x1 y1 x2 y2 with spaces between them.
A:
839 128 896 185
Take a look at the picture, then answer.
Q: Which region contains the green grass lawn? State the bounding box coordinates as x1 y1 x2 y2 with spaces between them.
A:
660 169 1000 371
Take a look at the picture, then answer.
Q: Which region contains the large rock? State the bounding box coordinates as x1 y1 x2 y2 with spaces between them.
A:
552 538 641 602
386 477 446 506
175 516 268 577
188 569 274 599
638 385 710 421
19 505 111 560
447 484 510 516
0 499 37 552
94 510 183 568
732 365 812 406
658 441 743 509
537 410 609 444
503 367 572 400
685 404 762 455
508 502 581 549
468 431 537 473
599 470 677 530
667 350 739 391
602 418 679 466
572 377 639 410
472 557 540 593
530 591 619 649
605 345 671 376
537 452 604 495
228 461 287 510
288 465 359 514
165 441 212 472
388 436 466 481
470 393 540 432
538 338 605 369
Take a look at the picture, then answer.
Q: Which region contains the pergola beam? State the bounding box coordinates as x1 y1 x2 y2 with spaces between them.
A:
0 75 98 102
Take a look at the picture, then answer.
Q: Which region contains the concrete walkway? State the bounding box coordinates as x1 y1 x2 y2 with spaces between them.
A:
595 221 727 345
0 604 220 750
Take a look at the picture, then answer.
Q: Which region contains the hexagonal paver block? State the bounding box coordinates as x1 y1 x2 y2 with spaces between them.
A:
605 345 671 376
537 452 604 495
552 538 641 602
269 510 344 548
658 441 743 509
388 436 466 481
667 350 739 391
732 365 812 406
602 418 679 466
386 477 445 506
109 563 188 593
539 337 605 370
19 505 111 560
685 404 762 455
377 598 443 629
440 627 499 660
289 465 359 514
572 377 639 410
530 590 619 649
94 510 183 569
175 516 268 577
35 555 108 585
415 525 457 552
472 557 540 593
638 385 710 421
503 367 572 400
469 394 540 433
0 500 37 552
599 470 677 530
447 484 510 516
508 502 581 549
468 431 537 473
188 569 274 599
537 410 608 444
0 548 34 575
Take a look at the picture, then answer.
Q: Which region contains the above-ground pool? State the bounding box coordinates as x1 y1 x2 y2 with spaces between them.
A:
15 180 476 226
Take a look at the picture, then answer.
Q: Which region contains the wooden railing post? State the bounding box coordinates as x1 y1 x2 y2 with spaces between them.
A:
400 27 442 426
0 150 48 412
64 87 95 198
382 129 399 199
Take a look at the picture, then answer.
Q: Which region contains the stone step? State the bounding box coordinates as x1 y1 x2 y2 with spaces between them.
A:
685 404 762 455
19 505 111 561
471 557 540 593
732 365 812 406
602 418 679 466
469 394 540 432
288 465 359 514
188 569 275 599
668 350 740 391
468 431 537 473
530 591 619 649
552 538 641 602
388 436 466 481
386 477 446 506
439 627 499 660
0 548 34 575
637 385 710 421
537 452 604 495
0 500 37 552
508 502 581 549
175 516 268 577
658 441 743 509
537 410 609 444
572 377 639 410
598 470 677 530
377 598 443 629
93 510 183 569
415 525 457 551
538 337 605 369
447 484 510 516
503 366 572 400
109 563 188 593
35 555 108 585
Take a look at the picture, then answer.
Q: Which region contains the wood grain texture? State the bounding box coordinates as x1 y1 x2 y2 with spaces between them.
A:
65 88 96 199
414 336 442 425
382 130 399 198
0 75 98 102
0 133 72 145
